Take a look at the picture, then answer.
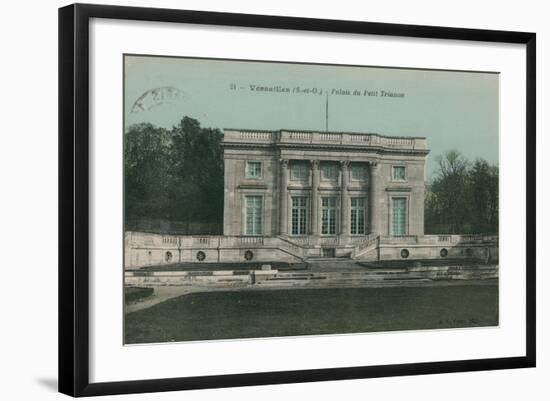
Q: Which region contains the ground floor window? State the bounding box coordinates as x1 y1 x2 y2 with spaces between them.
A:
321 197 337 235
392 197 408 235
245 195 263 235
291 196 308 235
351 197 367 234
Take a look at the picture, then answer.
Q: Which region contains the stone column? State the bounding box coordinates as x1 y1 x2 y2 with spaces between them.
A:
279 159 289 235
340 160 350 237
369 161 381 234
310 160 320 236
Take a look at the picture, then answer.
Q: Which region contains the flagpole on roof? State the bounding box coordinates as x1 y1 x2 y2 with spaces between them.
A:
325 91 329 132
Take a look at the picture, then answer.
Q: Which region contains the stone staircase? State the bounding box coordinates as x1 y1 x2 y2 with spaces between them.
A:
352 235 379 260
275 234 380 262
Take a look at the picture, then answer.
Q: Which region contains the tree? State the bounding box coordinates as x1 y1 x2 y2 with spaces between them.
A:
425 150 498 234
429 150 471 233
124 123 171 222
469 159 499 233
124 117 224 233
169 117 224 222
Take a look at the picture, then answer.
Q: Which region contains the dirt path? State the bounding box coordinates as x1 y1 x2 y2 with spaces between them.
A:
125 287 196 313
125 285 248 313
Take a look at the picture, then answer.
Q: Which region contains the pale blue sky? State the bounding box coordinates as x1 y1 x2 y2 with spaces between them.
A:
124 55 499 180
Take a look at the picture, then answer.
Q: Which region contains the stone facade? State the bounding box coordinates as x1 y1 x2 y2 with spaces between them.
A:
223 129 428 240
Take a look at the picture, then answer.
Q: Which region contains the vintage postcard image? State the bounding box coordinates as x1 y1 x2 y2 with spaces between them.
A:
123 56 499 344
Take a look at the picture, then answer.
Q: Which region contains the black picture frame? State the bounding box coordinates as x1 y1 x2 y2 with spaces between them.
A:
58 3 536 397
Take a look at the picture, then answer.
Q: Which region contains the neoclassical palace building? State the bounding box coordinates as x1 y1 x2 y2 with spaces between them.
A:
124 129 498 268
223 129 427 252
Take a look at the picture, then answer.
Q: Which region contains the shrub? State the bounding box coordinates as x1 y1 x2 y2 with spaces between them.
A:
125 287 154 303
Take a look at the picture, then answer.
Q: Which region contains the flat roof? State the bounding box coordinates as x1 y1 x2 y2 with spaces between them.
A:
223 128 427 140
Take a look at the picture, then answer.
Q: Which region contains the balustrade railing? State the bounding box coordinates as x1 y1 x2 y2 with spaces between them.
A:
239 131 272 141
355 234 379 252
287 131 312 141
349 134 371 143
319 133 340 142
379 234 499 245
319 236 339 245
226 129 427 150
287 236 309 246
380 137 414 146
379 235 418 244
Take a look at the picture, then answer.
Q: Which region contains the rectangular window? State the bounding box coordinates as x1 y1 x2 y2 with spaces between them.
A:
392 165 406 181
245 161 262 179
351 197 367 235
291 162 308 181
351 164 368 181
392 197 407 236
321 197 337 235
291 197 308 235
245 196 263 235
321 162 338 180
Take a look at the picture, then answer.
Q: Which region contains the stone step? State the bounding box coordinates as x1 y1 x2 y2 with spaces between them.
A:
257 278 434 287
266 274 427 282
265 270 497 283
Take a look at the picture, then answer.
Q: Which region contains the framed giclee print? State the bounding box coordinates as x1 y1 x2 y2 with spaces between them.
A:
58 3 536 397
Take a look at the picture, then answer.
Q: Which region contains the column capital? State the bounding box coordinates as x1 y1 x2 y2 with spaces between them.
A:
369 160 379 167
310 160 320 169
340 160 350 169
280 158 289 169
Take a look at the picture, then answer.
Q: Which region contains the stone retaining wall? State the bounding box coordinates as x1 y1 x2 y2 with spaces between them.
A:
124 231 499 269
124 231 301 269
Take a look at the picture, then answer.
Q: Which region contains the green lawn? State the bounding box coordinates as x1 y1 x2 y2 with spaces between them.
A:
125 282 498 344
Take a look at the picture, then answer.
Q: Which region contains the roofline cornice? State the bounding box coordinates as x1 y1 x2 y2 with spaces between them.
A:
222 142 430 155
